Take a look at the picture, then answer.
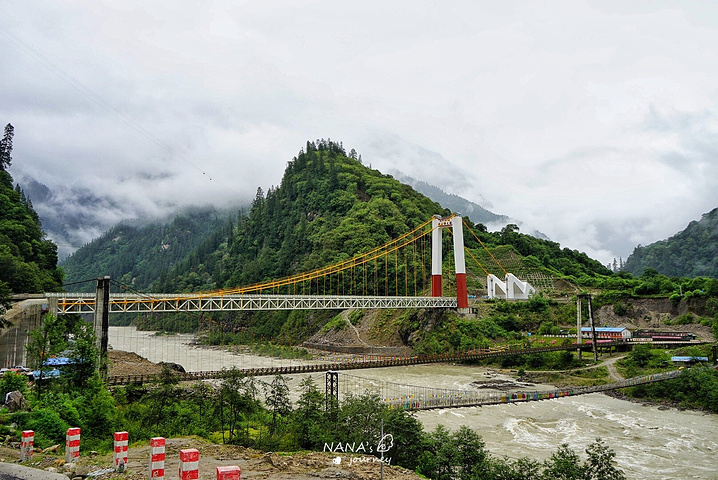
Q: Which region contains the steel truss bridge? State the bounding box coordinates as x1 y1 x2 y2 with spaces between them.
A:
46 293 458 314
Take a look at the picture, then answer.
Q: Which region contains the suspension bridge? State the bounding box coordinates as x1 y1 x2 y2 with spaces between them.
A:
6 213 689 387
337 369 686 411
102 342 619 385
46 214 535 316
19 214 537 372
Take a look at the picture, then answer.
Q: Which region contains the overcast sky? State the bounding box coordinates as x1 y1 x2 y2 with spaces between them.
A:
2 1 718 265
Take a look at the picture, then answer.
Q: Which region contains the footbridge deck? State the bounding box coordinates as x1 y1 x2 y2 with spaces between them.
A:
378 369 684 411
105 342 615 385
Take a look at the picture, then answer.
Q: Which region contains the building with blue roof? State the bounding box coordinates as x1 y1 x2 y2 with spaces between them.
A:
581 326 631 340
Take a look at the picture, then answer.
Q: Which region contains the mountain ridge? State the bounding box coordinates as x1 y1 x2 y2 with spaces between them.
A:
624 207 718 278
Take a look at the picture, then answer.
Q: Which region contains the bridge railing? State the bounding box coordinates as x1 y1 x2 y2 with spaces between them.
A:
47 293 458 314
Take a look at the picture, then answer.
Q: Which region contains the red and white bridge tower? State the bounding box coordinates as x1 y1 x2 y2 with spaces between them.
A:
431 215 469 312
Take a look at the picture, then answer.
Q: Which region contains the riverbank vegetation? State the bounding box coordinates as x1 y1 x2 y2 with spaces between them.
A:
612 344 718 412
2 365 627 480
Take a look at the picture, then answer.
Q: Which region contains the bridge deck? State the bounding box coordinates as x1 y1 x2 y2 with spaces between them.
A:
47 293 458 314
104 343 616 385
383 370 684 410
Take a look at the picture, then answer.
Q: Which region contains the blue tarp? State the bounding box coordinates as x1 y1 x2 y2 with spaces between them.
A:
32 369 61 379
43 357 74 366
671 356 709 362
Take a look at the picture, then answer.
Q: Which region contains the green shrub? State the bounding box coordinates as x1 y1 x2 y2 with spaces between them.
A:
669 293 682 306
0 372 29 398
613 302 629 316
675 313 694 325
348 309 363 325
12 408 70 448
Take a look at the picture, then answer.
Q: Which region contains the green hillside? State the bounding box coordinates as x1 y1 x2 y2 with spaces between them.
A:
0 125 63 294
1 123 63 323
624 207 718 278
61 208 233 292
157 140 611 294
157 140 450 292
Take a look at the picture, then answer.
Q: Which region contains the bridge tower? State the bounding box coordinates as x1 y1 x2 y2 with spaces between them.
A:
325 370 339 420
431 215 469 311
95 276 110 378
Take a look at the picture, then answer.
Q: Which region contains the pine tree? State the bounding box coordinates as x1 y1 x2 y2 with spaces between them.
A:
0 123 14 170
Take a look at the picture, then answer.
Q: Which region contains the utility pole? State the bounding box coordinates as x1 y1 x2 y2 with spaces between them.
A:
95 276 110 379
380 419 384 480
576 295 582 359
577 294 598 362
587 294 598 362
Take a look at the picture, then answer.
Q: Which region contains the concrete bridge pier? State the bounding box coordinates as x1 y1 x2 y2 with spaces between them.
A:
0 298 44 368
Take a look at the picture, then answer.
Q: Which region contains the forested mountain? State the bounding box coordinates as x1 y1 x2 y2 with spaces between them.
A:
624 207 718 278
156 140 610 294
156 140 450 292
1 123 63 323
0 129 63 294
61 208 233 292
389 171 509 225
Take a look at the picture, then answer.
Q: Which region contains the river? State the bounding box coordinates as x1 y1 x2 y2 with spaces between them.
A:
109 326 718 479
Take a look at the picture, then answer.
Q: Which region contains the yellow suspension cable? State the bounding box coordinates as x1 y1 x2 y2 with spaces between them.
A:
463 219 508 275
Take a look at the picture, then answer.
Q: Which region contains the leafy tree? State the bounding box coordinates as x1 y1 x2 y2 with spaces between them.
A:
25 314 67 397
62 317 99 393
453 425 489 479
0 123 13 170
542 443 586 479
293 376 327 448
584 438 626 480
216 367 260 443
628 344 652 367
0 371 28 399
263 374 291 436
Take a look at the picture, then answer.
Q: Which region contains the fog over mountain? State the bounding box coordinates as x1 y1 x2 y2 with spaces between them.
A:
4 2 718 264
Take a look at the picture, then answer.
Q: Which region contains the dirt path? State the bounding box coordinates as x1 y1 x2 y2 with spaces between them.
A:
523 355 627 381
0 437 422 480
602 356 625 381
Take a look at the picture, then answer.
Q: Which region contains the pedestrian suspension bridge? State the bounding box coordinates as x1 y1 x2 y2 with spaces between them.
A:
335 369 686 411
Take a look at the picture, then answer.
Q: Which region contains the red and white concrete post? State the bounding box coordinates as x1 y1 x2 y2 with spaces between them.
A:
216 465 241 479
20 430 33 462
65 427 81 463
179 448 199 480
114 431 128 471
149 437 165 478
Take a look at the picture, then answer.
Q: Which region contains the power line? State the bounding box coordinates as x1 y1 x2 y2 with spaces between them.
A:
61 278 98 287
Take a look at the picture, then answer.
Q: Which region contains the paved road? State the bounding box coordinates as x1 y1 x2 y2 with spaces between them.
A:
0 463 66 480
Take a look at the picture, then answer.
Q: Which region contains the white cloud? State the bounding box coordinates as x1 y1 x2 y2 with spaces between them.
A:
2 0 718 264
